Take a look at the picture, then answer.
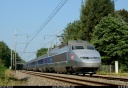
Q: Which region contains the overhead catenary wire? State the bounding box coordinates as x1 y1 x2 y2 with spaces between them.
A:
29 0 64 38
28 0 68 44
40 29 64 48
21 0 68 58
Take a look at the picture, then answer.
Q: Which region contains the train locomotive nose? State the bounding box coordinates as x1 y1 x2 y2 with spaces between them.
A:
71 50 101 75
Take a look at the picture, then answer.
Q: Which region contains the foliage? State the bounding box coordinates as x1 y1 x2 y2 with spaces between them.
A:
119 64 128 73
0 41 25 68
0 66 26 86
0 41 11 67
36 48 48 57
91 14 128 66
0 65 7 79
116 9 128 23
61 20 81 43
80 0 114 41
59 0 115 43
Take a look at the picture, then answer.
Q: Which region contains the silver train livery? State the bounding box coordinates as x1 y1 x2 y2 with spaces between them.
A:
23 40 101 76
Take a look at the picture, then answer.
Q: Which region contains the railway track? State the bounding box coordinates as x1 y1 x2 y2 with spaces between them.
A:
86 75 128 82
20 70 127 86
57 72 128 83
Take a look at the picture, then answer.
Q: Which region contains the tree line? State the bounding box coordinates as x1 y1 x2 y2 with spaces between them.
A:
0 41 25 68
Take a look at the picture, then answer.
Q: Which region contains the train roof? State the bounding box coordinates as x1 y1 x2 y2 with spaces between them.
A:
26 40 93 63
49 40 92 52
58 40 93 48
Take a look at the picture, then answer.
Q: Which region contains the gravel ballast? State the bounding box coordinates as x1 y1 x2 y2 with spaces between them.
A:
14 71 128 86
14 71 77 86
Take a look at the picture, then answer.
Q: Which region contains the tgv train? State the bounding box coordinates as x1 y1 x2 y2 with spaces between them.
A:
23 40 101 76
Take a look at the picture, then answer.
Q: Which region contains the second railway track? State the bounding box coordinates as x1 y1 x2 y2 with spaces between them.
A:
20 70 128 86
86 74 128 82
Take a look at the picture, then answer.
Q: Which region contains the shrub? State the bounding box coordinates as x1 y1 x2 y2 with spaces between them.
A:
0 65 7 79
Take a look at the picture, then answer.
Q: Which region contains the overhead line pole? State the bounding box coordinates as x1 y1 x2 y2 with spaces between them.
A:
14 30 17 73
11 46 12 69
56 29 58 47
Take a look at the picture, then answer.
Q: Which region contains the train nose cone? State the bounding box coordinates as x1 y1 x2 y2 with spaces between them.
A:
73 50 101 58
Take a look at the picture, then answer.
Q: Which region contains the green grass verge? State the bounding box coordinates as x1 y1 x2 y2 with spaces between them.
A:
0 65 27 86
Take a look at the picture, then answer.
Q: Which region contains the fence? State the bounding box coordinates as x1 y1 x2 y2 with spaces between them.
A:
97 65 115 74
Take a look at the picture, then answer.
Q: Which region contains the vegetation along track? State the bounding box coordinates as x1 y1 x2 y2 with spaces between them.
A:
20 70 127 86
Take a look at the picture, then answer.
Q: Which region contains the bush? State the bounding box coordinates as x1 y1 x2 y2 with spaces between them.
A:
0 65 7 79
119 64 128 73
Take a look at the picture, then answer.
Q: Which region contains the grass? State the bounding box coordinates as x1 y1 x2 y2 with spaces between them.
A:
97 71 128 77
0 69 27 86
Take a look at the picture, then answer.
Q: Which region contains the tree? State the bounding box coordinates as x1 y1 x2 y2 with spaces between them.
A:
0 41 11 67
0 41 24 68
116 9 128 23
91 14 128 67
36 48 48 57
61 20 81 43
80 0 114 42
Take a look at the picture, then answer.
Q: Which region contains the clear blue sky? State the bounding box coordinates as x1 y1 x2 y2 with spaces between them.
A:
0 0 128 62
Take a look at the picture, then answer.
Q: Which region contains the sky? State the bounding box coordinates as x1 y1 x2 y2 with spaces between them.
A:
0 0 128 62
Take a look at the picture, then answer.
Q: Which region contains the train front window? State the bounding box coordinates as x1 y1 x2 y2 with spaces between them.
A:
74 46 84 50
87 46 95 50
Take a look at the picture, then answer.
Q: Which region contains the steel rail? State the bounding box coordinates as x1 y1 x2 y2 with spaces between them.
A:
86 75 128 82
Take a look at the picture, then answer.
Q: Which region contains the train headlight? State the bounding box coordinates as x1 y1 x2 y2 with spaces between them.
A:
80 57 89 59
80 57 100 59
94 57 100 59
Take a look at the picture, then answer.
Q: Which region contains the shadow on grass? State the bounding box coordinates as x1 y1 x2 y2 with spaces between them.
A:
9 76 30 81
9 77 19 81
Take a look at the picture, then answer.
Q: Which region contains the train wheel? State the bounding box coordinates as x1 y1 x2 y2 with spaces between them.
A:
65 72 68 74
76 73 78 75
70 72 72 74
90 74 93 76
35 69 38 72
57 72 60 74
83 73 85 76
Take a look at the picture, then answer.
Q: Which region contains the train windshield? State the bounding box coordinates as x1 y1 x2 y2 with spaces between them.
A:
87 46 95 50
72 46 84 50
72 45 95 50
75 46 84 49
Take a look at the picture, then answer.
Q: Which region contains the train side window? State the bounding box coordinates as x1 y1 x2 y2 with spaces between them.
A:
43 59 45 64
46 58 48 63
42 59 43 64
44 58 47 64
49 57 52 63
47 58 50 63
47 57 52 63
72 46 74 50
45 58 47 63
38 59 43 64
